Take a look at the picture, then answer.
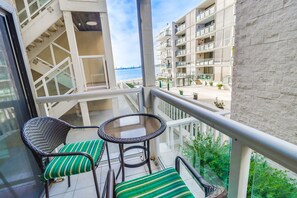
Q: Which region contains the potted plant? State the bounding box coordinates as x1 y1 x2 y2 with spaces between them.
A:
193 92 198 100
214 97 224 109
209 81 213 86
217 83 223 90
179 90 184 95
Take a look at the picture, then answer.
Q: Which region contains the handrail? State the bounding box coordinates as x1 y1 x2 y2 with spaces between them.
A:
34 57 71 85
151 88 297 173
35 88 143 104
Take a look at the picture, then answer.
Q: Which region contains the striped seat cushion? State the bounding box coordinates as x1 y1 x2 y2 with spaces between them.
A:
41 139 104 181
115 167 194 198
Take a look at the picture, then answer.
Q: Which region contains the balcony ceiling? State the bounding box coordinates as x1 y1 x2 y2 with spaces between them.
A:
72 12 102 32
197 0 215 9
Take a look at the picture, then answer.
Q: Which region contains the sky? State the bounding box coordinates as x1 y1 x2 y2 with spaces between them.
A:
106 0 201 68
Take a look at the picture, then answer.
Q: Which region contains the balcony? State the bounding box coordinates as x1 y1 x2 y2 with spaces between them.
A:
196 73 214 81
176 49 186 57
196 24 215 38
196 58 214 66
175 37 187 46
196 42 215 52
176 61 187 67
157 42 171 50
176 23 186 34
157 30 171 41
196 5 216 23
33 87 297 197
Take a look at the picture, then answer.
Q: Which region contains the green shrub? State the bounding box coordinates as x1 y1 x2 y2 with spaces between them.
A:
126 82 135 88
179 90 184 95
183 131 297 196
217 83 223 89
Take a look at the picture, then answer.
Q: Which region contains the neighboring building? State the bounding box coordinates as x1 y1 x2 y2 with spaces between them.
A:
156 0 235 87
231 0 297 145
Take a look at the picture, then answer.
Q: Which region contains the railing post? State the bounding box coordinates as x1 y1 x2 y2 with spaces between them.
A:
228 140 252 198
23 0 31 22
79 102 91 126
138 90 144 113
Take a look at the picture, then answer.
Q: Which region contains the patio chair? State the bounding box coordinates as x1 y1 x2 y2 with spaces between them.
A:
105 156 227 198
21 117 111 198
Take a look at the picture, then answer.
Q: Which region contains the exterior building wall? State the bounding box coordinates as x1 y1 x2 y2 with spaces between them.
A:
231 0 297 145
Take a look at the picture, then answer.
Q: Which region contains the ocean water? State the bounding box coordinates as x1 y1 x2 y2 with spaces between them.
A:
115 67 160 81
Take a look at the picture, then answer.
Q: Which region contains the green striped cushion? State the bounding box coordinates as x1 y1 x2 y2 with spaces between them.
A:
115 167 194 198
41 139 104 181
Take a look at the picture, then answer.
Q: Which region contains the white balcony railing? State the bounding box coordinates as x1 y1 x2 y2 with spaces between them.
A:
196 6 216 22
175 49 186 57
196 24 215 38
151 88 297 197
196 58 214 66
17 0 52 26
196 42 215 52
176 37 187 46
157 30 171 40
176 24 186 33
176 61 187 67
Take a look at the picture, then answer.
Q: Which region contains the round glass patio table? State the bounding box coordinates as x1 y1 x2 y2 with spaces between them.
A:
98 113 166 182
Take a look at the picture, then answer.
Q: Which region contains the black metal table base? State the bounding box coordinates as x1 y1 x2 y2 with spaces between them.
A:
116 140 152 182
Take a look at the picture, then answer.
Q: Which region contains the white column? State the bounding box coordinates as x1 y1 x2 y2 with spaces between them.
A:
100 12 116 88
137 0 155 87
80 102 91 126
228 140 252 198
63 11 84 92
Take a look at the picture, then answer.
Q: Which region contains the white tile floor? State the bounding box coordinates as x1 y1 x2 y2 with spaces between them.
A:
48 156 160 198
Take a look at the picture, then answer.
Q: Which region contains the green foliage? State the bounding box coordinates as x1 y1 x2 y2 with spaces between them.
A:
183 131 297 197
126 82 135 88
217 83 223 89
179 90 184 95
247 155 297 198
209 81 213 86
183 132 230 188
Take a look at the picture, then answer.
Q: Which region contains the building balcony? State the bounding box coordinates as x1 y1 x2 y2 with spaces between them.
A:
196 24 215 38
196 42 215 52
175 49 186 57
175 37 187 46
176 61 187 67
196 73 214 81
176 73 187 78
157 30 171 41
196 5 216 23
196 58 214 66
157 43 172 50
176 23 186 34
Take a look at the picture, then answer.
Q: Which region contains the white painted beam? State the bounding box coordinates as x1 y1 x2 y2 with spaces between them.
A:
100 12 116 88
63 11 84 92
59 0 107 12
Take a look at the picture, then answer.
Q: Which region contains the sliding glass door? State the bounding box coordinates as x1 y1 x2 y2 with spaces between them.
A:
0 9 43 198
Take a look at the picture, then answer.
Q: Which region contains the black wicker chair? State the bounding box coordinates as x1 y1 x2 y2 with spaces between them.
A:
105 156 227 198
21 117 111 198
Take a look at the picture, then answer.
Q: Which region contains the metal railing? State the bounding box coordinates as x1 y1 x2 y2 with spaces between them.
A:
151 88 297 197
176 24 186 33
176 37 186 45
197 74 214 81
34 57 74 97
196 58 214 66
196 24 215 38
176 49 186 57
196 6 216 22
196 42 215 52
36 88 143 117
17 0 52 26
176 61 187 67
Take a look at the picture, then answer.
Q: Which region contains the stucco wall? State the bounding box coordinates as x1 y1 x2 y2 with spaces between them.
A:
231 0 297 145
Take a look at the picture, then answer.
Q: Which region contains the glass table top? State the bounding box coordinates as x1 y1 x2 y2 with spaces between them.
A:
99 114 166 143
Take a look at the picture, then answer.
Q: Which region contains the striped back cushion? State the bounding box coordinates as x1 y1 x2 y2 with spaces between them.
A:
22 117 71 154
41 139 104 181
115 168 194 198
